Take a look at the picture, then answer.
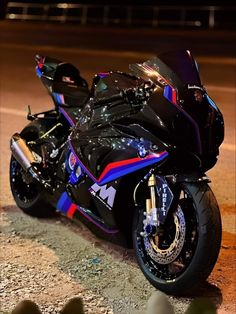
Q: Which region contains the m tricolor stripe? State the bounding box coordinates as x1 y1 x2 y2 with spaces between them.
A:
69 141 168 185
56 192 119 234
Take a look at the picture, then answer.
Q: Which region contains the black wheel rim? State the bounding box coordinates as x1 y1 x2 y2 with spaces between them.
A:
10 158 40 204
136 189 199 282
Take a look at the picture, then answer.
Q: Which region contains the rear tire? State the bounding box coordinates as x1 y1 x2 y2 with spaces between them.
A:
133 182 222 294
9 121 55 217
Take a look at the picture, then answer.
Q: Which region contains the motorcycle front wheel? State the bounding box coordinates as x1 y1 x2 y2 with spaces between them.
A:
133 182 222 294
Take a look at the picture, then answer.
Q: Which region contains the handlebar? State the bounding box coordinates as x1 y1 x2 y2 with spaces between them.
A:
93 83 154 108
93 92 123 106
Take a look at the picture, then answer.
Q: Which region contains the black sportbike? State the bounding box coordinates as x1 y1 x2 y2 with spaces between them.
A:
10 50 224 294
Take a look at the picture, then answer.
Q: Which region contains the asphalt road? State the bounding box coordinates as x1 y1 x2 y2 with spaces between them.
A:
0 21 235 313
1 20 236 57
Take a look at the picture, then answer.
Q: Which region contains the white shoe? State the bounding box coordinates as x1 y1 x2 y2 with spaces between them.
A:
146 291 175 314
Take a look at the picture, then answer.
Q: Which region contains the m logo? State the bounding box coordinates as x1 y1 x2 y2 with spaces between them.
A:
90 183 116 208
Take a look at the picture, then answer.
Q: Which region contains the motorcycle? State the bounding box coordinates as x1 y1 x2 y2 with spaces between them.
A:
9 49 224 294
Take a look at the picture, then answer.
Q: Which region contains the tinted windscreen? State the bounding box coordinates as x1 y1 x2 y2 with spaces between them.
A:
129 49 202 92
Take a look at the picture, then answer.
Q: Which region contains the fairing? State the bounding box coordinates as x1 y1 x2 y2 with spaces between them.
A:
43 51 223 232
69 124 168 184
69 50 224 176
128 50 224 163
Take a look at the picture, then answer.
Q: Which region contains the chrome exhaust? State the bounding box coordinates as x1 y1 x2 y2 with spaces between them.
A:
10 133 52 191
10 133 38 171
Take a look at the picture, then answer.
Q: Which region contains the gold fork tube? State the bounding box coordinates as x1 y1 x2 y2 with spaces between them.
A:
148 174 157 209
146 199 152 215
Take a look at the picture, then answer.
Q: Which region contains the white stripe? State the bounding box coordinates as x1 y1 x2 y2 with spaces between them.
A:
1 106 235 152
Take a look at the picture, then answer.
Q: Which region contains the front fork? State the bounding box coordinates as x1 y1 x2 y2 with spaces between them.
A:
141 174 173 237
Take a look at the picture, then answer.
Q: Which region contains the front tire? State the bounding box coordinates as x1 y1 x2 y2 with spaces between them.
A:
133 182 222 294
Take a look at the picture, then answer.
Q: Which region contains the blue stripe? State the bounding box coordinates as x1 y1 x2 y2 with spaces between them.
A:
59 107 75 126
36 67 42 78
99 152 168 184
57 192 72 214
57 192 67 209
206 95 219 111
69 141 168 185
56 191 119 234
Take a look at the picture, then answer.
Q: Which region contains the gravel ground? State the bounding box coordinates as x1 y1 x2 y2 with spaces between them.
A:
2 203 234 314
0 206 196 314
0 210 114 314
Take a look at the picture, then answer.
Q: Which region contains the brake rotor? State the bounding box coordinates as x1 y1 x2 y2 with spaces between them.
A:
144 205 186 264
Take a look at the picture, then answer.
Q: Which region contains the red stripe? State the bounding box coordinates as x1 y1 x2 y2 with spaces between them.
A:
67 203 77 219
98 154 156 182
172 88 177 105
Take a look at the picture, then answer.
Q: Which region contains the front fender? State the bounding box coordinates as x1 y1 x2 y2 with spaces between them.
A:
165 173 211 184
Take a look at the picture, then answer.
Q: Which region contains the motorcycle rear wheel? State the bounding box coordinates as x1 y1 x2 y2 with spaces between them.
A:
133 182 222 294
9 121 55 217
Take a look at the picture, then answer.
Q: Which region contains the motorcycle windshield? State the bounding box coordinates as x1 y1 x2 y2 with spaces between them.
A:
129 49 202 98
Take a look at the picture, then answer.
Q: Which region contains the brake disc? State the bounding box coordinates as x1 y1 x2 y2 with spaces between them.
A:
144 205 186 264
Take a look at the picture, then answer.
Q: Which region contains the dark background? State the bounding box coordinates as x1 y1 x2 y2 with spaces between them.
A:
1 0 234 5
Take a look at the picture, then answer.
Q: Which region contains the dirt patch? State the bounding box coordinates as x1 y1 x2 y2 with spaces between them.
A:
220 204 236 215
208 231 236 314
0 232 113 314
1 205 235 314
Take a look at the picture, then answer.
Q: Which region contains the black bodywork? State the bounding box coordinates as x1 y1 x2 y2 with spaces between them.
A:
32 49 224 246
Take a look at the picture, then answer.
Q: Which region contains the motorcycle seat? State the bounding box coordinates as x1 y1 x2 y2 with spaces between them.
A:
52 82 90 107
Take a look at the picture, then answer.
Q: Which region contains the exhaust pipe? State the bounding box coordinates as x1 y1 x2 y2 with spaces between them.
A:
10 133 52 191
10 133 37 171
